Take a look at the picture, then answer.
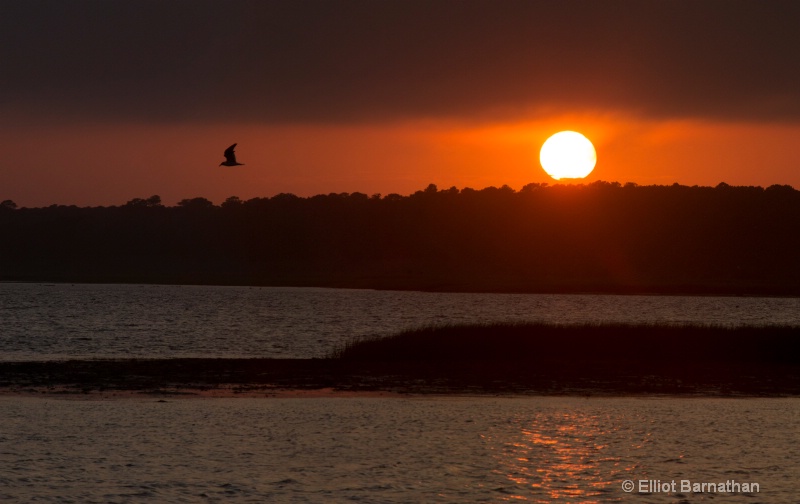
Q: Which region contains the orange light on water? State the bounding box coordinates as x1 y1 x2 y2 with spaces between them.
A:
488 411 628 501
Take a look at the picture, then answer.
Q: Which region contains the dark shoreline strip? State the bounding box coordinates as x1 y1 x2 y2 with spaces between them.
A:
1 358 798 397
3 323 799 396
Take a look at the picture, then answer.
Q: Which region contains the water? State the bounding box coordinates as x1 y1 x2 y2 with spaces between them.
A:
2 283 800 361
0 396 796 503
2 284 798 502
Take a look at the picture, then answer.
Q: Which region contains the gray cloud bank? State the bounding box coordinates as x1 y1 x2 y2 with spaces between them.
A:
3 0 800 124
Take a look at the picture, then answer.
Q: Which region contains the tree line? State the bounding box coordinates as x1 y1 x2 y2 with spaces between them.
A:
2 181 800 294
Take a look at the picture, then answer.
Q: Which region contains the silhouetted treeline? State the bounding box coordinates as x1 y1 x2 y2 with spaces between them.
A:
2 181 800 294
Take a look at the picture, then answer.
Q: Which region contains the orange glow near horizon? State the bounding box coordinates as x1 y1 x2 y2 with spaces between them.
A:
2 117 800 207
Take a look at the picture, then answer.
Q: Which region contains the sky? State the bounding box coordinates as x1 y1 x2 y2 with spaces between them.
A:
2 0 800 207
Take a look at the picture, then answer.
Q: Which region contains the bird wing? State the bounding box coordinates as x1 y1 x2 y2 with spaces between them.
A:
223 143 238 163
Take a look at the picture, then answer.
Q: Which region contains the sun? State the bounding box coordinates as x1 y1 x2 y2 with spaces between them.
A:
539 131 597 180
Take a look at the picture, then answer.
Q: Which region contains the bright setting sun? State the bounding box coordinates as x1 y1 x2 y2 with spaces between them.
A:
539 131 597 180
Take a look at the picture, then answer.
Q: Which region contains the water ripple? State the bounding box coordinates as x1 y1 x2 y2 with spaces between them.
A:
3 283 800 361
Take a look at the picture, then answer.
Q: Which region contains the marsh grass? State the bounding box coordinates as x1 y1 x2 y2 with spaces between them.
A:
330 321 800 364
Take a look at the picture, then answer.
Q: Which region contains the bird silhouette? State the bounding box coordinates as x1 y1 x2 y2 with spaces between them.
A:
219 143 244 166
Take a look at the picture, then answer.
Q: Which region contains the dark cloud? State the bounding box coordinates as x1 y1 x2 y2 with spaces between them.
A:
3 0 800 124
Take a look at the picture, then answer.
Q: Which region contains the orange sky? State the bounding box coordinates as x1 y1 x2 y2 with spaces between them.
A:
2 116 799 207
3 2 800 207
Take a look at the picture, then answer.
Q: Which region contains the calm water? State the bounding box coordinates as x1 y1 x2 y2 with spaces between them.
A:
2 283 800 361
0 396 796 503
2 285 798 503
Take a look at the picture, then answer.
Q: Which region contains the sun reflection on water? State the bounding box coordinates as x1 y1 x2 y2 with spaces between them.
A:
485 410 646 502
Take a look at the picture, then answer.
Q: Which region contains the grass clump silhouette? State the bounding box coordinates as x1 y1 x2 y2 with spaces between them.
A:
330 321 800 365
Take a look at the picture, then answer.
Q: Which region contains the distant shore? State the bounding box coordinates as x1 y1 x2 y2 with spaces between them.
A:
4 279 800 298
4 182 800 296
2 323 799 398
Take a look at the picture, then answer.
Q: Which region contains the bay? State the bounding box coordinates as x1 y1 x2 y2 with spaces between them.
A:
2 283 800 361
0 396 795 503
1 283 798 503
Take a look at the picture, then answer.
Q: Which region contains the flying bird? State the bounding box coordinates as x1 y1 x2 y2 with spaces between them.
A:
219 143 244 166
